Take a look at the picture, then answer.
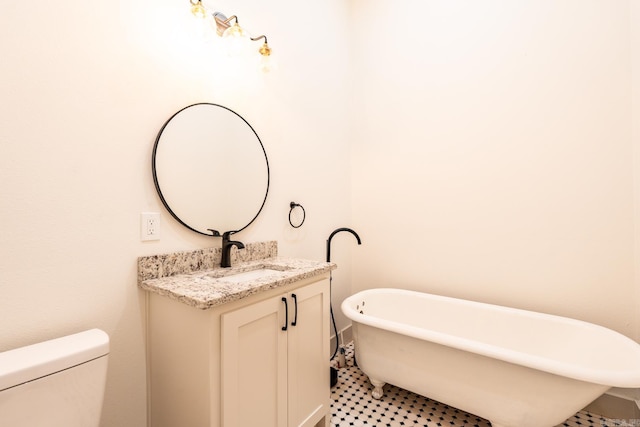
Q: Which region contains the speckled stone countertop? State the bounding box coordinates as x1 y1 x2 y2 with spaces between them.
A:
138 241 336 310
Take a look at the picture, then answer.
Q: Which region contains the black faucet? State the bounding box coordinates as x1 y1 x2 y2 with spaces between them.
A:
221 231 245 268
326 227 361 388
326 227 361 262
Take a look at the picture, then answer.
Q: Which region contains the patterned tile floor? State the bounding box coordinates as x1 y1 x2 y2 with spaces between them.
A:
330 343 624 427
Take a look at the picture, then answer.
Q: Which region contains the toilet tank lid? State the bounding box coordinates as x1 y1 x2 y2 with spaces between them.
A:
0 329 109 391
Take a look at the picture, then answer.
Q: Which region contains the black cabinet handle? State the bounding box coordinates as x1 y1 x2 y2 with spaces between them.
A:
281 297 288 331
291 294 298 326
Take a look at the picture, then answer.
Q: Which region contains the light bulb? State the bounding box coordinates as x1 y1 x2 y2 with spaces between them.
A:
223 21 246 38
190 0 207 19
222 22 249 56
258 43 277 73
258 55 277 73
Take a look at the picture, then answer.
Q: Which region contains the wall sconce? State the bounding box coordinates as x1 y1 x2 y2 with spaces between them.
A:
189 0 276 73
213 13 248 57
251 35 277 73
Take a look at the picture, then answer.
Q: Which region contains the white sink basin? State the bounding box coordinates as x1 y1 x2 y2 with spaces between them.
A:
221 268 285 283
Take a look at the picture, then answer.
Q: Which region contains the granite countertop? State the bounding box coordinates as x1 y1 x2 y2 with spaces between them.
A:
139 256 336 310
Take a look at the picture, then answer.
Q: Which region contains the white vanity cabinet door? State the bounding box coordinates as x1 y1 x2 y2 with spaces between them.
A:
287 279 330 427
221 279 330 427
221 293 288 427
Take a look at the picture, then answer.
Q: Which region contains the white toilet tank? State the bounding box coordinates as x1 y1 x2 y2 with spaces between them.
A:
0 329 109 427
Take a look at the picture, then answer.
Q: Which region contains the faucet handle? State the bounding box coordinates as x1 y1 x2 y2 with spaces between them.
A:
222 231 234 243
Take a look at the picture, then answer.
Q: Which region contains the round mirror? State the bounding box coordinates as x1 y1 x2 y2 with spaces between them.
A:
152 103 269 236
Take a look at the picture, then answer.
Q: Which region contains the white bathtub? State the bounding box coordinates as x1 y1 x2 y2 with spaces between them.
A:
341 288 640 427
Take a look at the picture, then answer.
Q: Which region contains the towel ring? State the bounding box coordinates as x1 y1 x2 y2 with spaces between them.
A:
289 202 306 228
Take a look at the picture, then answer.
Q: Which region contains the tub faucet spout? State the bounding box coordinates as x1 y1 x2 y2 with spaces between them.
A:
221 231 245 268
326 227 362 262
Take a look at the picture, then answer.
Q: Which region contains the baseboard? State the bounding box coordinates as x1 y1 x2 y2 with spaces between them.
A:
606 387 640 405
584 389 640 420
340 324 353 345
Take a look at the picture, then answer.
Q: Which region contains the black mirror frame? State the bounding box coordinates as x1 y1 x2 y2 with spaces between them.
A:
151 103 270 237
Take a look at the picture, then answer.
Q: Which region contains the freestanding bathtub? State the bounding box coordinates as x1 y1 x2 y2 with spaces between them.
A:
341 288 640 427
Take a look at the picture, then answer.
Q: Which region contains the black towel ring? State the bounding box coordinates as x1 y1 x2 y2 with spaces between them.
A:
289 202 306 228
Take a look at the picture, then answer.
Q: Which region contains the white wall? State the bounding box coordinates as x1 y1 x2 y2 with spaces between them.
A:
0 1 351 425
349 0 638 339
631 0 640 343
3 1 640 425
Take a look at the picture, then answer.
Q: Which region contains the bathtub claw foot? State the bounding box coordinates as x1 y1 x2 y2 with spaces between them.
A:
369 378 385 399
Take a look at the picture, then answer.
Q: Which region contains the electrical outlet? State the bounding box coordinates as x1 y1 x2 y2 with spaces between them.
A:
141 212 160 241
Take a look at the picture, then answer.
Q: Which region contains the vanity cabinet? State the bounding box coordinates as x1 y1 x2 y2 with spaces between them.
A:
146 274 330 427
222 279 329 427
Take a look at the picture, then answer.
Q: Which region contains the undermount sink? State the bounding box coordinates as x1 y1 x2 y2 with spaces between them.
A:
219 268 288 283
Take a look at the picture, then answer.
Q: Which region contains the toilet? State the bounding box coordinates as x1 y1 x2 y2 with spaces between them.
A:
0 328 109 427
